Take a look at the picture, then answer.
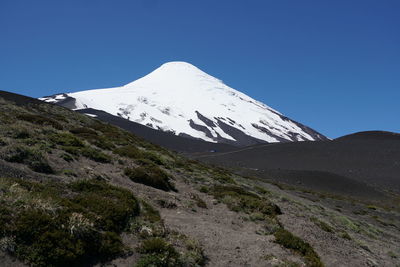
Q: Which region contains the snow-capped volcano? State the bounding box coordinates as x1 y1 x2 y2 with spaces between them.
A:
40 62 327 145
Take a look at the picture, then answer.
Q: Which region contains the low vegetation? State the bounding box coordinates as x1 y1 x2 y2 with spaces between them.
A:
3 145 54 174
274 228 324 267
136 237 181 267
17 113 63 130
0 95 397 266
124 166 176 192
210 185 281 217
311 217 334 233
0 178 139 266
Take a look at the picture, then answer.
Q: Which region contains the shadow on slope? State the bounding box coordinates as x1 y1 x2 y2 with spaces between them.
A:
77 108 238 154
195 131 400 200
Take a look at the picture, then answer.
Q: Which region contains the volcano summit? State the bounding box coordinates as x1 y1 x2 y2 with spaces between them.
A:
40 62 327 146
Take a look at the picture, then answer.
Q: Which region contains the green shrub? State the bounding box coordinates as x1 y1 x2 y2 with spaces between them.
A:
98 231 125 257
90 121 136 146
61 153 74 162
210 185 281 216
30 159 54 174
14 129 31 139
124 166 176 192
190 194 207 209
114 145 166 166
136 238 180 267
0 137 7 146
340 231 352 240
61 146 81 156
12 209 123 266
199 186 209 193
0 178 139 266
70 126 98 137
274 228 323 267
141 151 165 166
80 147 111 163
311 217 334 233
62 169 77 177
50 132 85 147
136 158 157 167
70 127 114 150
4 145 54 174
114 145 143 159
4 145 34 163
58 141 111 163
17 113 63 130
68 180 139 232
141 201 162 223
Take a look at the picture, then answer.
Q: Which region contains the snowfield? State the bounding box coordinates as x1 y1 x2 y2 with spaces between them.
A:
40 62 326 144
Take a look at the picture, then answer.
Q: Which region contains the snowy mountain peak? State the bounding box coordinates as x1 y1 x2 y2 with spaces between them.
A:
155 61 215 77
125 61 223 94
40 62 327 146
143 61 206 79
159 61 203 70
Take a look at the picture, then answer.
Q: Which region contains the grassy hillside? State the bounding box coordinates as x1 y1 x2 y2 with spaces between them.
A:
0 92 399 267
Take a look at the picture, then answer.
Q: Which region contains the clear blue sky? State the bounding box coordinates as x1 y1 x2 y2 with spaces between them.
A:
1 0 399 138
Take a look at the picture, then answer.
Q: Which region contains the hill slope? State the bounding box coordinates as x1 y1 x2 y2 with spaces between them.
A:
40 62 327 146
0 91 399 267
195 132 400 198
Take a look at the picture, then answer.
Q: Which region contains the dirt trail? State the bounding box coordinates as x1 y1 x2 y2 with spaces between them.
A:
158 182 298 267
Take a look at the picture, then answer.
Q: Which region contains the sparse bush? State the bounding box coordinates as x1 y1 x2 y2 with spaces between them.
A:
114 145 167 166
61 153 74 162
141 201 162 223
14 129 31 139
68 180 139 232
249 212 265 221
156 199 178 209
335 216 360 232
80 147 111 163
136 238 180 267
353 210 367 215
69 126 98 137
190 194 207 209
0 137 7 146
56 137 111 163
0 178 140 266
70 127 114 150
124 166 176 192
340 231 352 240
274 228 323 267
114 145 143 159
210 185 281 217
50 132 85 147
311 217 334 233
136 158 156 167
17 113 63 130
90 121 136 146
62 169 77 177
141 151 165 166
199 186 209 193
4 145 54 174
254 186 271 195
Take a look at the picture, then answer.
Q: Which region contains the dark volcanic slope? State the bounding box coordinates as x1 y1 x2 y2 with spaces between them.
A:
77 108 238 153
0 90 44 106
196 132 400 199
